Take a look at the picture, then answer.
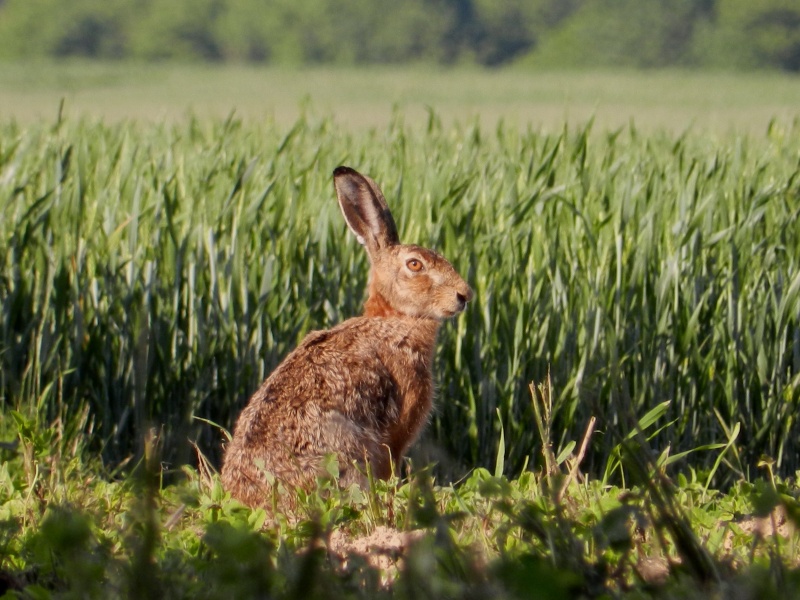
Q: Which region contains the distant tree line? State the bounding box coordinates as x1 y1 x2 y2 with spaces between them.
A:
0 0 798 71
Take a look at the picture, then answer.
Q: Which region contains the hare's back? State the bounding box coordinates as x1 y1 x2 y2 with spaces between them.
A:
243 319 412 435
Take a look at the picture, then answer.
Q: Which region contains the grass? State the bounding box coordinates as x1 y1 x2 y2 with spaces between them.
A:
1 107 799 481
1 62 800 133
0 65 799 596
1 383 799 599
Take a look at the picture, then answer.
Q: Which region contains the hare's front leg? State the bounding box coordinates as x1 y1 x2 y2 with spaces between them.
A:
321 410 392 484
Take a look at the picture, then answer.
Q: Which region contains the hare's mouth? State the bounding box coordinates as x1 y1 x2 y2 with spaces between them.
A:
438 293 469 318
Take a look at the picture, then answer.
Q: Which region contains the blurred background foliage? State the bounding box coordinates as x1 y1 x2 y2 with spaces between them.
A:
0 0 798 71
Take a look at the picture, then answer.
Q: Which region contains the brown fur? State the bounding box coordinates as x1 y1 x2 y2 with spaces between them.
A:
221 167 472 509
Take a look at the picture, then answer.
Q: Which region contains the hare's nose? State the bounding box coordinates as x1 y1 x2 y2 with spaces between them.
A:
456 292 469 309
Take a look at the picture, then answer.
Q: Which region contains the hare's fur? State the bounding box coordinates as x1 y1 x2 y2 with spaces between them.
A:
221 167 472 508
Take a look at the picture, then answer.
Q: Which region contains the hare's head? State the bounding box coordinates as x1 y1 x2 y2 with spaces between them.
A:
334 166 473 320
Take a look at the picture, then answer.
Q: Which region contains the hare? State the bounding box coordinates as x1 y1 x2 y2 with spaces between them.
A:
221 166 473 508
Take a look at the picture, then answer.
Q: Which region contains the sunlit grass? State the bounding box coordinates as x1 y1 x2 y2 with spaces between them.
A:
1 112 798 485
1 105 800 597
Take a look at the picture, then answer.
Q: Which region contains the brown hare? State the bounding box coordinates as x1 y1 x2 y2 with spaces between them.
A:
221 166 473 508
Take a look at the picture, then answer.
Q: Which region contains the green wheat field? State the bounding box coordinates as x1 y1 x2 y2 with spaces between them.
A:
1 65 799 598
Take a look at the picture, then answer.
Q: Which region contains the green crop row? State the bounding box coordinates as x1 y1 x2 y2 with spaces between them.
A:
1 114 798 484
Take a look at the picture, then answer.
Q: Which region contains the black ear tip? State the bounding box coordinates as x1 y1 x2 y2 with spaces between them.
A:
333 166 357 178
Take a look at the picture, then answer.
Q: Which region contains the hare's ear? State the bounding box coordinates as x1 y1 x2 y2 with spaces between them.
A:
333 166 400 254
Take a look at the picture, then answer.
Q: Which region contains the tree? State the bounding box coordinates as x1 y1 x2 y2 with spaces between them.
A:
523 0 713 68
693 0 800 71
752 6 800 71
470 0 539 66
0 0 798 70
128 0 224 61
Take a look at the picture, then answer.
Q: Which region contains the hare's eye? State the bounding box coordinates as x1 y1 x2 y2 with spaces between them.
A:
406 258 424 272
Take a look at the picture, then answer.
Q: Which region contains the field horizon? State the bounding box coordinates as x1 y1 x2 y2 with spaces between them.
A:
1 62 799 135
